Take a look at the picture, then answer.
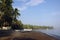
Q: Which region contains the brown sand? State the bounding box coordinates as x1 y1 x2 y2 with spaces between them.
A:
0 31 57 40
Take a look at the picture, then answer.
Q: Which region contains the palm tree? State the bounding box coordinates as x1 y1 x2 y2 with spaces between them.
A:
0 0 23 30
0 0 13 27
13 8 20 22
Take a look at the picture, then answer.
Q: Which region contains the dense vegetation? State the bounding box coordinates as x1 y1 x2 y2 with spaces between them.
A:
0 0 23 30
23 24 53 29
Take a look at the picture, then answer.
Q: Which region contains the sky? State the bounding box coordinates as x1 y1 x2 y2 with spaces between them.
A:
13 0 60 28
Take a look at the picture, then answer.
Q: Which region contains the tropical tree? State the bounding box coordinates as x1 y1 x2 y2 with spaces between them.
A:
0 0 13 27
0 12 4 27
0 0 23 30
12 8 20 22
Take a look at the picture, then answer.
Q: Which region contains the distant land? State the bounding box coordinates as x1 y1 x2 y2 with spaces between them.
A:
23 24 53 29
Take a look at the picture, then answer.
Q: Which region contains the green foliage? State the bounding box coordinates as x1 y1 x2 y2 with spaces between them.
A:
0 0 23 29
23 24 53 29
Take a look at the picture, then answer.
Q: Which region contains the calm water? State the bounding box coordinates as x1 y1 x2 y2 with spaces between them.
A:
34 28 60 38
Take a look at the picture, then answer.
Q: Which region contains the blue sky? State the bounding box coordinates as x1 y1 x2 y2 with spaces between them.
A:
13 0 60 28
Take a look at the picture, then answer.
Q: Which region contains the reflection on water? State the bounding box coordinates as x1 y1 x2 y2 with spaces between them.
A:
34 28 60 36
34 28 60 39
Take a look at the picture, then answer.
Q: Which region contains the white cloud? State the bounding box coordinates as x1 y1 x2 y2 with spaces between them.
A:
14 0 28 2
26 0 44 6
19 6 27 11
21 0 28 2
13 0 45 11
13 6 27 11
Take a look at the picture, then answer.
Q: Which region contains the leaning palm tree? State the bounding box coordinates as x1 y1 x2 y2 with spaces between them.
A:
13 8 20 22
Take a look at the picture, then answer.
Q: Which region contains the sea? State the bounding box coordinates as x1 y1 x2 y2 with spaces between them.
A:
33 28 60 39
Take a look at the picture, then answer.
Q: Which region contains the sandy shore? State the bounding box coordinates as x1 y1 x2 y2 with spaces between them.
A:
0 31 58 40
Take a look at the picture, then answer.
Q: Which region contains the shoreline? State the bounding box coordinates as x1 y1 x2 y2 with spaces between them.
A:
0 31 59 40
35 31 60 40
49 34 60 40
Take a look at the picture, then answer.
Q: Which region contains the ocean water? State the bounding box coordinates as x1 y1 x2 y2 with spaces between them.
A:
34 28 60 39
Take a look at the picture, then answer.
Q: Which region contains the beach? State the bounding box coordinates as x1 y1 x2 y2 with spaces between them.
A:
0 30 59 40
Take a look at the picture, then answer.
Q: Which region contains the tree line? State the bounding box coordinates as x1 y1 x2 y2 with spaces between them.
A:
0 0 23 30
23 24 53 29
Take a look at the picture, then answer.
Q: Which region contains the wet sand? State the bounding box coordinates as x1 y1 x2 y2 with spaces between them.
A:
0 31 59 40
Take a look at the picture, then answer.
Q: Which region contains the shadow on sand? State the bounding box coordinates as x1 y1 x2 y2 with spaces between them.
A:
13 37 36 40
0 30 12 37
